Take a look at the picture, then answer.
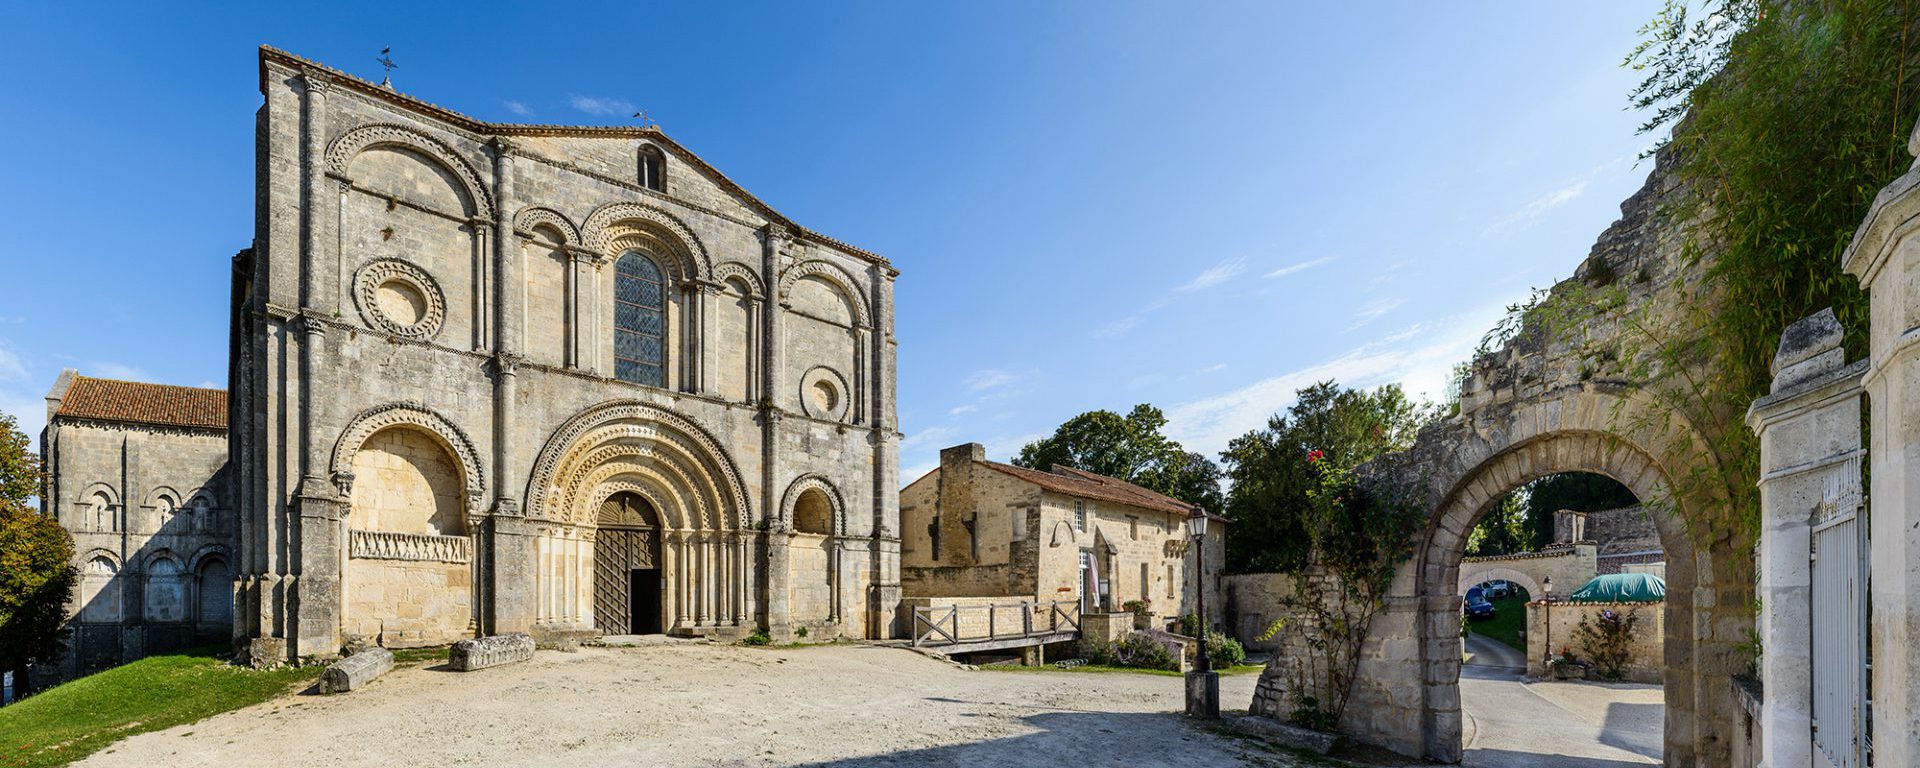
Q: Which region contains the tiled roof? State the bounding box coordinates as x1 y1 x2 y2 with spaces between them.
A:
981 461 1213 518
56 376 227 430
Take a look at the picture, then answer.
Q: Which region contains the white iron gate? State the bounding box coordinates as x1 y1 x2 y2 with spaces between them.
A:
1811 455 1869 768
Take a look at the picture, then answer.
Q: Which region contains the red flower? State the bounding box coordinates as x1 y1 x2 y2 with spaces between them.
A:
1306 449 1324 464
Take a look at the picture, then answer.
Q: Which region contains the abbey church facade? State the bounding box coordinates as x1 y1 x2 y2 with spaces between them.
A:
43 47 902 674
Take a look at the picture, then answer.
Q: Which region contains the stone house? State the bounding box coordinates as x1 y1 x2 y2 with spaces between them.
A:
38 371 235 679
899 443 1224 629
216 46 898 663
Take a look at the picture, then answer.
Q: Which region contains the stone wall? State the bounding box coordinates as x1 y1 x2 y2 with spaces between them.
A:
1221 573 1294 652
1525 601 1666 683
1457 543 1596 599
235 47 902 660
39 379 235 683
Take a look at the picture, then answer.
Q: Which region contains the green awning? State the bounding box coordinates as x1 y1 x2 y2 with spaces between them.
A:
1566 573 1665 603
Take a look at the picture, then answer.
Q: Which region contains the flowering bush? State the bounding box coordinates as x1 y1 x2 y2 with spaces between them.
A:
1576 608 1640 680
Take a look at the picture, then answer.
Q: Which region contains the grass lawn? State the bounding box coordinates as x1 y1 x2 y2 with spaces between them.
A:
1466 594 1530 654
0 646 319 768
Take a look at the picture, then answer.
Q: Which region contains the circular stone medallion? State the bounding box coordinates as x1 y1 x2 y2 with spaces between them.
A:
354 259 446 341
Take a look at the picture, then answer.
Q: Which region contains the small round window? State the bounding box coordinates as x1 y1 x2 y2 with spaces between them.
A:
354 259 446 340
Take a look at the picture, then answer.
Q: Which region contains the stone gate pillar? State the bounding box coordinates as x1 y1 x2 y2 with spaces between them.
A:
292 489 346 658
1841 117 1920 768
1746 308 1866 768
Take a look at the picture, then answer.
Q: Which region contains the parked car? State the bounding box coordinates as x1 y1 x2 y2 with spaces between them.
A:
1483 580 1514 600
1464 589 1496 621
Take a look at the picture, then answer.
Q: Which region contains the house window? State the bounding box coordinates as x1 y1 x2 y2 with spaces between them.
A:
1128 516 1138 540
639 145 665 192
1140 562 1150 601
1074 501 1086 532
1011 508 1027 541
614 251 666 386
1166 563 1175 598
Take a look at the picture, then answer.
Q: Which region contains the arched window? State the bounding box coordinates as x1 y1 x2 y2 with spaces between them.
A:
638 145 665 192
793 488 834 536
614 251 666 387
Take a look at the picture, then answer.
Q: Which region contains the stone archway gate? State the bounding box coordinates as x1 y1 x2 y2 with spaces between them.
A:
1270 159 1754 768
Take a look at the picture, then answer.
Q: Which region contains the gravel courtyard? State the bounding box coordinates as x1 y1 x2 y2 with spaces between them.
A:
73 643 1296 768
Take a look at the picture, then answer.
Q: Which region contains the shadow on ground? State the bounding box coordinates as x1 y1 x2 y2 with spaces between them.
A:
782 708 1283 768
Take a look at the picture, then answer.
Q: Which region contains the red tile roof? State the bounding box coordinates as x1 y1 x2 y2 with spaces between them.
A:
56 376 227 431
981 460 1206 517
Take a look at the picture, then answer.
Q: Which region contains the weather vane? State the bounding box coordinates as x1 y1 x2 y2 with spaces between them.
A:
631 109 657 129
377 47 398 88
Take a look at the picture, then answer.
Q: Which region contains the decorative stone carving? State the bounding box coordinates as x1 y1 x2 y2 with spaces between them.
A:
524 400 750 528
712 261 765 297
799 366 850 423
329 402 487 511
513 206 581 243
353 259 447 341
324 123 496 218
779 475 847 533
319 647 393 693
778 259 872 328
578 201 712 279
349 529 472 563
449 632 535 671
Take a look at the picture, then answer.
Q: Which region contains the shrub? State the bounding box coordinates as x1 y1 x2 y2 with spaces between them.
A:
795 626 809 639
1204 631 1245 668
1083 634 1177 671
1121 599 1151 616
740 630 771 646
1575 608 1639 680
1176 613 1200 637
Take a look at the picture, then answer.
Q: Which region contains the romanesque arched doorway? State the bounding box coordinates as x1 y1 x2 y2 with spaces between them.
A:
524 400 751 637
593 492 663 635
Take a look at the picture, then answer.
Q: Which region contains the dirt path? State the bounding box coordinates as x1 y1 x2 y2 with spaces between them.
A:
75 643 1290 767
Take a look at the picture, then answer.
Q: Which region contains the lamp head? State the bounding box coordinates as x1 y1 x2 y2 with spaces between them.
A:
1186 507 1208 538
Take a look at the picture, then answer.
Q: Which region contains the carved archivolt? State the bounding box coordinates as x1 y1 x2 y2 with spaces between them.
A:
325 123 495 219
578 201 712 279
329 402 487 511
778 474 847 534
353 258 447 341
513 206 580 243
525 400 749 528
712 261 765 298
778 259 872 328
186 543 233 573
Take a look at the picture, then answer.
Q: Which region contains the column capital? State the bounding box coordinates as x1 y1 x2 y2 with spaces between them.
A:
300 68 333 95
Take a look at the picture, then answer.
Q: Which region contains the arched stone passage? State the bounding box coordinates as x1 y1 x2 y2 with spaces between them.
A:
525 400 751 634
1329 385 1745 767
1455 565 1542 599
341 423 475 648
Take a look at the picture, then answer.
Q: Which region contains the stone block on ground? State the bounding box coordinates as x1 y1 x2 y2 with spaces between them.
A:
450 632 535 671
319 647 394 693
1228 715 1342 754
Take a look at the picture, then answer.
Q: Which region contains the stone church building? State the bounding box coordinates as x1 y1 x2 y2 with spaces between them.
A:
42 46 902 674
39 372 235 678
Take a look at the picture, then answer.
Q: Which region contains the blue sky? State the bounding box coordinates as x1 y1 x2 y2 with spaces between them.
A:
0 2 1662 479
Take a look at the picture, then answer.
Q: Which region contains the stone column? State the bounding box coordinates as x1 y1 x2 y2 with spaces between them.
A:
1746 309 1866 768
1841 120 1920 768
297 69 331 314
760 225 792 638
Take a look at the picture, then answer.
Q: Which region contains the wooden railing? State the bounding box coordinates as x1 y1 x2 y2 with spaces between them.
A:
911 600 1081 647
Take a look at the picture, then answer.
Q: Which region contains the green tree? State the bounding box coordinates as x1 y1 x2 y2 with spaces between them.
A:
1014 404 1224 512
1465 492 1529 557
0 412 75 699
1220 381 1436 572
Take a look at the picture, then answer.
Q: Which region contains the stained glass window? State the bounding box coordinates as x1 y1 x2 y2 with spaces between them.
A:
614 251 665 386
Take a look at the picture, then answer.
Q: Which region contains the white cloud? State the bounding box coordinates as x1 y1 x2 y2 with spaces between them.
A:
900 426 958 453
1346 297 1405 331
1193 362 1227 375
1176 258 1247 293
964 369 1021 392
1263 256 1335 279
1165 300 1508 460
88 361 152 381
0 343 26 383
1093 315 1143 339
568 95 637 117
503 100 532 116
948 404 978 416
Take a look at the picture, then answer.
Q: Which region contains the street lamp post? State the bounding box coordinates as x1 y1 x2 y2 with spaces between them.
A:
1184 507 1218 719
1542 576 1554 673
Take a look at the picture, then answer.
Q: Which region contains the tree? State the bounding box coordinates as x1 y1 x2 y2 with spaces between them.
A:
1220 381 1436 572
1014 404 1224 512
0 412 74 698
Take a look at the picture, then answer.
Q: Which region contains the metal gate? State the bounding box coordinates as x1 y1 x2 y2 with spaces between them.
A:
1811 455 1869 768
